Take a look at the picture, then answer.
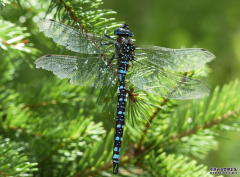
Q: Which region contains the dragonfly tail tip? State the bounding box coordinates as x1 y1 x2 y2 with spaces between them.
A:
113 162 119 174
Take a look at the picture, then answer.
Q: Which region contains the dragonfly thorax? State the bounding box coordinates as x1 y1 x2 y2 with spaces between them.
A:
116 36 135 62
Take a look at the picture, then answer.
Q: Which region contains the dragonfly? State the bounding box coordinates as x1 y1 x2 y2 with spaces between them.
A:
35 19 215 174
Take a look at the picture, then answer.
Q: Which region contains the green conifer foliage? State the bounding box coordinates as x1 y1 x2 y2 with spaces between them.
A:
0 0 239 176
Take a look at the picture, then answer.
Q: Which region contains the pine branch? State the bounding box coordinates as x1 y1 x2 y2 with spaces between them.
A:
0 136 38 176
110 79 240 174
54 0 89 32
37 136 75 168
47 0 122 34
0 19 38 54
138 151 215 177
170 110 240 140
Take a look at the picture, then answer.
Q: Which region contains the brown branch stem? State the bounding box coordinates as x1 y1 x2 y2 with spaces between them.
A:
0 171 8 177
21 100 57 109
58 0 88 33
170 110 240 140
136 98 169 154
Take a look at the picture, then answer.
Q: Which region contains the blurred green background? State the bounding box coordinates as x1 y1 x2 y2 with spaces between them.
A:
1 0 240 174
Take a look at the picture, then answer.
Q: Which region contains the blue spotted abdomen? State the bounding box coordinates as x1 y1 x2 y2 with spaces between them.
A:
112 60 128 174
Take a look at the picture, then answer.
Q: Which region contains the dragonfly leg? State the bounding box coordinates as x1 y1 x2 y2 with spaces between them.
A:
100 42 115 46
134 53 144 56
103 54 115 68
104 35 115 40
104 27 115 40
100 27 115 46
133 46 142 50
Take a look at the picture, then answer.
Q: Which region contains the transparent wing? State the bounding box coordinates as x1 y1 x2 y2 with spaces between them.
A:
37 19 115 54
35 55 118 87
129 61 209 100
135 45 215 72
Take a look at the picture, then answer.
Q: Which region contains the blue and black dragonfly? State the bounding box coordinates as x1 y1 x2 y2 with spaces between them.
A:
35 19 215 174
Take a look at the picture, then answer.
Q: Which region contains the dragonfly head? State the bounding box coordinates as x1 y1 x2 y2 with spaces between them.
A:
114 24 134 37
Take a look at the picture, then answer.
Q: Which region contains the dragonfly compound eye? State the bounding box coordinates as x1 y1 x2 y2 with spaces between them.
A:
114 24 134 37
